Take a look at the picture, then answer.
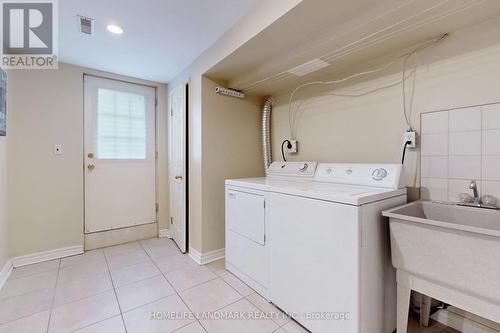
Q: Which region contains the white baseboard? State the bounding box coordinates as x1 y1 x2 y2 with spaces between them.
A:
0 259 13 291
0 245 83 290
432 308 500 333
159 229 171 238
188 247 225 265
11 245 84 268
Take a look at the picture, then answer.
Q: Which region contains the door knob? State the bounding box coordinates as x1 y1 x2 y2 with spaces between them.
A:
175 175 183 180
87 164 95 171
87 152 94 159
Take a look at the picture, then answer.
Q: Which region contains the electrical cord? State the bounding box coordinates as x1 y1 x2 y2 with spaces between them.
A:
401 140 412 164
287 34 449 139
287 58 401 139
281 140 292 162
401 52 413 129
290 67 417 137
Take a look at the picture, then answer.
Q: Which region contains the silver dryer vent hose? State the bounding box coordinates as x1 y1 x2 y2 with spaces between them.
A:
262 97 273 171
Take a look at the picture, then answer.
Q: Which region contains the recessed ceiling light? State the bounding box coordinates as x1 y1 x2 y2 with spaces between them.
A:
107 24 123 35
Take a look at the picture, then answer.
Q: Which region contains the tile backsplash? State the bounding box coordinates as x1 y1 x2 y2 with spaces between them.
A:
420 103 500 207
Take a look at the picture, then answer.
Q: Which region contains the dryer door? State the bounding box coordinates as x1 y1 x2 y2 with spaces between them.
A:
227 189 265 245
226 187 269 293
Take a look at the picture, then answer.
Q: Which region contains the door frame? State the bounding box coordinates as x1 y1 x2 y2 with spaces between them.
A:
169 80 189 252
82 73 159 234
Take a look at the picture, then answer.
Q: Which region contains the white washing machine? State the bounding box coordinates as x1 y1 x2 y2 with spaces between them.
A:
225 162 407 333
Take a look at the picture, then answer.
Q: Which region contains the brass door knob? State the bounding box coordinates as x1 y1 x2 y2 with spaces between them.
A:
175 175 183 180
87 164 95 171
87 152 94 159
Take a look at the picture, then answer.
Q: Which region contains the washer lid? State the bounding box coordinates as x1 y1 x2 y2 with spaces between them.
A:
228 163 405 205
225 177 406 206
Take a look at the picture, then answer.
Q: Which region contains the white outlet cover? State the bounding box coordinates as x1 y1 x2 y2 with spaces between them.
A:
403 132 416 148
288 140 298 154
53 144 63 155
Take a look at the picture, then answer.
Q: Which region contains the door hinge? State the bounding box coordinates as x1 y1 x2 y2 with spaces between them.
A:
170 107 173 117
155 98 158 107
155 203 159 212
155 151 158 159
170 217 173 225
264 201 266 209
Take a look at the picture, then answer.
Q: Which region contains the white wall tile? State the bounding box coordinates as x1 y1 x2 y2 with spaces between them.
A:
482 181 500 208
449 131 481 156
421 105 500 204
482 129 500 155
421 156 448 179
421 178 448 201
421 111 448 134
449 106 482 132
449 156 481 180
482 155 500 181
421 133 448 156
482 103 500 130
449 179 481 203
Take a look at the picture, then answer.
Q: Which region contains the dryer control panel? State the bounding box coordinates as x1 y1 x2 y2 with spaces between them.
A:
314 163 403 189
266 161 317 178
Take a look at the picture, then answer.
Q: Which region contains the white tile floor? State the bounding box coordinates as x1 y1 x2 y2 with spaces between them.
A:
0 237 459 333
0 238 302 333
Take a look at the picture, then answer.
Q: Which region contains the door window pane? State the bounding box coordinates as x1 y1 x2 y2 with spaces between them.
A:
97 88 147 159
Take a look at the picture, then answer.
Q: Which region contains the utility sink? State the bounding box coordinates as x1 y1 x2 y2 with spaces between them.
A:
384 201 500 237
382 201 500 333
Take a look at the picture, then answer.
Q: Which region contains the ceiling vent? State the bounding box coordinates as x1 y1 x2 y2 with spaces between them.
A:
78 16 94 35
286 58 330 77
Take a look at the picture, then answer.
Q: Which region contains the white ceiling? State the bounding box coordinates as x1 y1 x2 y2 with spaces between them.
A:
207 0 500 95
58 0 259 83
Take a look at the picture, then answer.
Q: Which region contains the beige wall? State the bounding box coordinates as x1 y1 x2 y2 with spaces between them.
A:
168 0 301 253
7 63 168 257
201 77 264 252
270 17 500 201
0 134 8 268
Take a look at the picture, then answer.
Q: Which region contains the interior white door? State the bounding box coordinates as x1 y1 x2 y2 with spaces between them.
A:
84 76 156 233
169 84 187 252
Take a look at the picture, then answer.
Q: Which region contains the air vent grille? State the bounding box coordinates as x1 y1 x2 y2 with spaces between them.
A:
286 59 330 77
78 16 94 35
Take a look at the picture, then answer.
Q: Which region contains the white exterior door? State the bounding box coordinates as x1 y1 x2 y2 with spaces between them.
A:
169 84 187 252
84 76 156 233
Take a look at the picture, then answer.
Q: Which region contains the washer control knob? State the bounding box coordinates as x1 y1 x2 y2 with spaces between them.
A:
372 168 388 181
325 168 332 175
299 163 308 172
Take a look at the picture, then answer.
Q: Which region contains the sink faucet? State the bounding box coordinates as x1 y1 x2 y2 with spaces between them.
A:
469 180 480 204
458 180 498 210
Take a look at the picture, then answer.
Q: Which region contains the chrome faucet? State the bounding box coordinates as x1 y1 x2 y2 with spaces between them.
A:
469 180 480 204
457 180 498 210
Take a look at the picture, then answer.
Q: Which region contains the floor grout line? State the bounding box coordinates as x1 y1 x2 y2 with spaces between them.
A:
103 246 129 333
139 239 209 333
138 239 265 332
6 267 60 282
172 274 221 294
1 238 463 333
0 284 57 303
45 259 61 333
66 314 123 333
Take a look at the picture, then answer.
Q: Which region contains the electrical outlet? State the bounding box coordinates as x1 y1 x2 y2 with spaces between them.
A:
288 140 298 154
403 131 416 149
